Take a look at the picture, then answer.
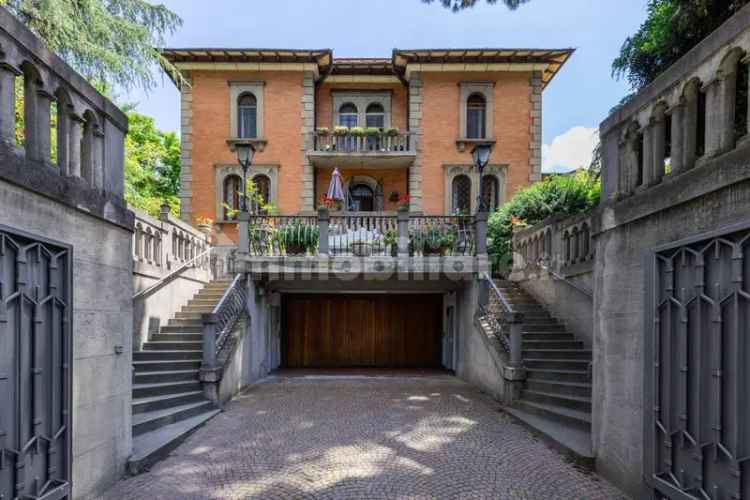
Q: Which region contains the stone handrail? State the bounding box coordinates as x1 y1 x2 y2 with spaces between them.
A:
512 212 595 275
478 271 524 370
131 204 211 275
599 3 750 202
310 130 416 154
0 6 128 198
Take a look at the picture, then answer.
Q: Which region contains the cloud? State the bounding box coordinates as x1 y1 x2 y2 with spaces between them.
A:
542 126 599 173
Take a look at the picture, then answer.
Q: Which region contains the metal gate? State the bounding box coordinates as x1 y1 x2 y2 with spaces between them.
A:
646 223 750 500
0 227 71 500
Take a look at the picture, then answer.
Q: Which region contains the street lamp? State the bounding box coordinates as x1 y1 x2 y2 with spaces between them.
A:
235 143 256 212
472 143 492 212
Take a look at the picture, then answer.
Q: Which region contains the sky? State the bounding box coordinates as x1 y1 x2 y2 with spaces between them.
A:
126 0 649 172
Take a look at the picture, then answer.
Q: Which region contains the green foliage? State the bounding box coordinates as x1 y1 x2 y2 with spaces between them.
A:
487 171 601 272
410 223 458 256
275 222 319 255
124 111 181 216
613 0 749 90
1 0 182 91
422 0 530 12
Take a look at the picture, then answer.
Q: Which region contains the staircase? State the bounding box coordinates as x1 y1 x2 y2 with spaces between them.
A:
486 280 593 462
127 278 233 474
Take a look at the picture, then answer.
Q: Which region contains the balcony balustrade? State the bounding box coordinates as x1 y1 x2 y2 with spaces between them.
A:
307 131 417 168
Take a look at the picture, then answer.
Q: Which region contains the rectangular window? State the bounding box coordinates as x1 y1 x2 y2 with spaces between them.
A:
467 108 486 139
339 114 358 128
239 108 257 138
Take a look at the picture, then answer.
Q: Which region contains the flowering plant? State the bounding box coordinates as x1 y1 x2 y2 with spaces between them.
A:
398 194 411 211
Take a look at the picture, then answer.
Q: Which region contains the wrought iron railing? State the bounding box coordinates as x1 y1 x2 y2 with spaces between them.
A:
478 272 524 367
328 213 398 257
311 131 416 154
408 215 476 256
247 215 319 256
202 273 248 369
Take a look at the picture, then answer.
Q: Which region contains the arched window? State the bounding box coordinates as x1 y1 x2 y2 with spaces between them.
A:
481 175 499 212
238 93 257 138
223 174 243 220
467 93 486 139
252 174 271 211
338 103 358 128
451 175 471 214
365 103 385 129
349 183 374 212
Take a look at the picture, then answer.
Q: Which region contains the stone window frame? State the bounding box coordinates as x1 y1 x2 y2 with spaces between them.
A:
331 90 392 129
458 82 494 141
443 163 507 214
214 163 279 222
229 81 265 139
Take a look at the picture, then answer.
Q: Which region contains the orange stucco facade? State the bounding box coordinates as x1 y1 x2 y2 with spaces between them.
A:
166 48 570 241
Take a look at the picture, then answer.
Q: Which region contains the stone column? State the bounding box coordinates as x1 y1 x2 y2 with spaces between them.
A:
703 77 723 158
36 91 53 163
408 73 423 212
721 68 739 152
682 88 698 171
299 71 315 213
23 75 40 161
651 115 666 185
668 101 684 174
179 76 193 222
0 64 19 145
56 102 70 175
642 123 653 187
93 128 104 190
68 115 83 178
317 207 329 256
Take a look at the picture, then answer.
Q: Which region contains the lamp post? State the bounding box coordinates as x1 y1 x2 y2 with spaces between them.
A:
235 143 256 212
472 143 492 213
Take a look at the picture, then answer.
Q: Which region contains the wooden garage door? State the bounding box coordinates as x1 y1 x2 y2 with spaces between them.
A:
283 294 443 368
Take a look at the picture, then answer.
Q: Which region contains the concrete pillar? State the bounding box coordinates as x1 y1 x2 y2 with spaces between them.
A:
642 124 653 187
0 64 19 145
475 212 488 256
36 91 52 163
703 78 723 158
68 116 83 177
397 209 409 256
651 115 666 185
668 101 684 174
23 75 40 161
317 207 329 256
721 69 738 151
56 103 70 175
682 89 698 171
237 211 250 254
93 128 104 190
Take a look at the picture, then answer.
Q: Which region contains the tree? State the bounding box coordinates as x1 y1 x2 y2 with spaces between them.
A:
123 110 181 216
1 0 182 92
613 0 749 91
422 0 530 12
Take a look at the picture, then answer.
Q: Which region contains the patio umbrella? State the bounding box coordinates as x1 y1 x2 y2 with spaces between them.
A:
326 168 346 202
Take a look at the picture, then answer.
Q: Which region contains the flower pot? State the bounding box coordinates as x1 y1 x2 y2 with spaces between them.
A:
390 245 398 257
285 244 307 256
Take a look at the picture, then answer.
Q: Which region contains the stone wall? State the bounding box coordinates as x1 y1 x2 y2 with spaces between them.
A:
0 9 133 498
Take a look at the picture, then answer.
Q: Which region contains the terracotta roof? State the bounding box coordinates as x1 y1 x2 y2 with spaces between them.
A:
331 58 394 76
392 48 574 87
161 48 332 65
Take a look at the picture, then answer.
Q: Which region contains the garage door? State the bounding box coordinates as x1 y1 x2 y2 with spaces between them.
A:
282 294 443 368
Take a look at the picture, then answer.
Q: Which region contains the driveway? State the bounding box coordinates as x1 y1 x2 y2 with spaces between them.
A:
104 373 627 499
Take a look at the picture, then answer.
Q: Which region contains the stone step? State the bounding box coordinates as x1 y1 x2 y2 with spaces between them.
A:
524 368 590 384
526 379 592 398
522 332 575 341
143 341 203 351
151 333 202 342
516 399 591 430
522 340 584 350
159 324 203 333
174 311 203 320
503 406 594 464
524 358 591 371
167 319 203 327
522 390 592 413
194 291 227 298
522 349 592 361
132 400 216 437
133 369 199 385
132 390 206 415
134 350 202 361
181 305 215 313
133 359 202 372
188 298 221 305
127 409 221 475
133 380 203 399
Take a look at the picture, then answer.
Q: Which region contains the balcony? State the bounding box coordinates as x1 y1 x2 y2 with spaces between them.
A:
307 130 417 168
234 210 489 278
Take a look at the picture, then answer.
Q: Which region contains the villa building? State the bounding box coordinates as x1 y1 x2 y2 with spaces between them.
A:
164 48 572 235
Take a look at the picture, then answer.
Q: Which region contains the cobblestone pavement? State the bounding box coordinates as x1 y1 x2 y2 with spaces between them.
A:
104 374 628 500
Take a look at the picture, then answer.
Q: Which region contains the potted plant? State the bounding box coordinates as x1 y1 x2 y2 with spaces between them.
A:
398 194 411 212
350 240 373 257
388 191 400 203
316 127 330 136
196 216 213 235
383 229 398 257
421 225 456 256
365 127 380 136
333 126 349 136
384 127 400 137
275 222 319 256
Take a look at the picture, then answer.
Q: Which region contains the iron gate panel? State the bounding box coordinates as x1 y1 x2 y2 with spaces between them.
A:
646 224 750 500
0 227 71 500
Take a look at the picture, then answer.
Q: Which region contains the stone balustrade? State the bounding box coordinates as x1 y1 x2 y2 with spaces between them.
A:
0 7 128 198
512 212 594 275
600 4 750 201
